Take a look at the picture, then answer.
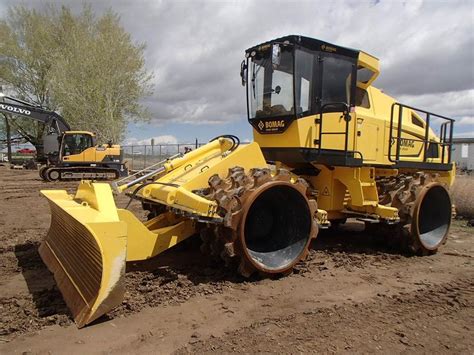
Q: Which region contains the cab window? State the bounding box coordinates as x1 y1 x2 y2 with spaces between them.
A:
357 66 375 84
321 53 354 108
355 87 370 108
295 49 314 115
63 134 93 155
249 45 295 119
411 113 425 128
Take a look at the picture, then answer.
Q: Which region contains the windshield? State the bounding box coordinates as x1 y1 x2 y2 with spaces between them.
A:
246 44 356 123
248 45 294 119
63 134 93 156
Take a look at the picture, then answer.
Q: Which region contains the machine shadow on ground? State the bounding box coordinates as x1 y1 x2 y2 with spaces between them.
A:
14 242 72 319
313 220 407 256
125 235 250 284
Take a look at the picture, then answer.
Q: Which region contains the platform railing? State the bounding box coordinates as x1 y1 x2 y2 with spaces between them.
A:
389 103 454 165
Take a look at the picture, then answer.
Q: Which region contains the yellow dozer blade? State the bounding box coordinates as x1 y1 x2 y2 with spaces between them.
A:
38 140 266 327
39 183 127 328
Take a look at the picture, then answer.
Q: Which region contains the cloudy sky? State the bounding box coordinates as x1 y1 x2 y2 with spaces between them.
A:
1 0 473 145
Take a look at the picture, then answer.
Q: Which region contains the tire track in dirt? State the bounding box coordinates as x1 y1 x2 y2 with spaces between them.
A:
0 235 415 341
1 168 473 353
178 277 474 354
1 221 472 342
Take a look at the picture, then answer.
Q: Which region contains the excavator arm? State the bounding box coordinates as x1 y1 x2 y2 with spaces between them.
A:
0 95 72 162
0 95 71 134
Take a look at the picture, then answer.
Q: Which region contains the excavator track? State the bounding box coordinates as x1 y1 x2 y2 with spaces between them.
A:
44 166 121 181
199 167 318 277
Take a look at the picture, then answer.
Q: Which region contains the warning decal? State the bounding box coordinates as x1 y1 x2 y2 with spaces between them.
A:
322 186 330 196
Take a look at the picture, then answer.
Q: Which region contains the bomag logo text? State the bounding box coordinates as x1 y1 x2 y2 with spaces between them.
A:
257 120 286 132
265 120 285 129
390 138 415 148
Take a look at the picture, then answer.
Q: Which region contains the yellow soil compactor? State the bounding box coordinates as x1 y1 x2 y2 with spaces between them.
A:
39 36 455 327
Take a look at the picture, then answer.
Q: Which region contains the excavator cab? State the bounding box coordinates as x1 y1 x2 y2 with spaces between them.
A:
45 130 127 180
61 132 95 157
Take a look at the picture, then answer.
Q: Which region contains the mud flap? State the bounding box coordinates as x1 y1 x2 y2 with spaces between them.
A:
40 183 127 328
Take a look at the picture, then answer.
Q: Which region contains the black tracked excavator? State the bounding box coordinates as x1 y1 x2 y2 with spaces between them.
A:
0 95 127 181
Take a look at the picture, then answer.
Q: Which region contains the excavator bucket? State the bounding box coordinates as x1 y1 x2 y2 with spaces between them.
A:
39 182 127 328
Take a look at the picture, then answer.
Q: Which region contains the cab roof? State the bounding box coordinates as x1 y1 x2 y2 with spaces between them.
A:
245 35 380 87
245 35 360 59
64 130 95 136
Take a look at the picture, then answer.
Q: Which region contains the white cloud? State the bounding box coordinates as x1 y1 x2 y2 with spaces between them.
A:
454 131 474 138
124 134 178 146
141 0 473 126
396 89 474 122
1 0 473 130
456 117 474 126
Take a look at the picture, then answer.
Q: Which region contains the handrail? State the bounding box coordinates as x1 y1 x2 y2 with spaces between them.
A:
315 102 353 159
389 102 454 164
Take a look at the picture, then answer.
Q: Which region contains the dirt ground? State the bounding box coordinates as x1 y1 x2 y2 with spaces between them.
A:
0 166 473 354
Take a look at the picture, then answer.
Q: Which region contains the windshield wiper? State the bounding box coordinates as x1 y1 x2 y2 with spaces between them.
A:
252 63 256 99
251 59 267 99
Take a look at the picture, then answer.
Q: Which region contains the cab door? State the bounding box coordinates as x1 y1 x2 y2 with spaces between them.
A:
354 87 381 162
61 133 94 162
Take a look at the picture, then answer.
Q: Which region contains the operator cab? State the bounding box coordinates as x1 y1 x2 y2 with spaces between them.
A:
60 132 96 159
241 35 379 134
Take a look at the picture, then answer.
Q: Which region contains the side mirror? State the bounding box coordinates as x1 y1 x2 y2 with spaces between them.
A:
341 107 352 122
240 60 247 86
